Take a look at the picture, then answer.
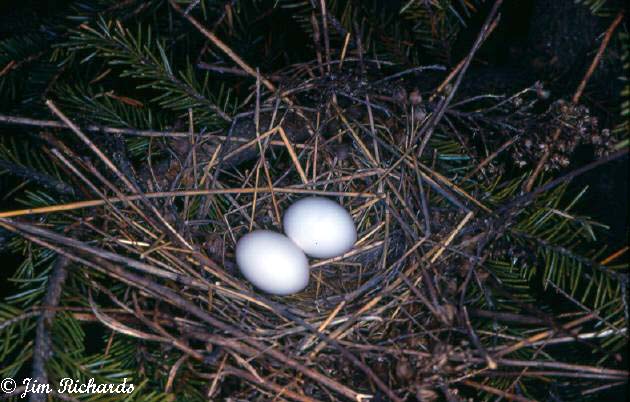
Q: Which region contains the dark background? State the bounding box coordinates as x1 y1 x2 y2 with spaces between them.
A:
0 0 627 400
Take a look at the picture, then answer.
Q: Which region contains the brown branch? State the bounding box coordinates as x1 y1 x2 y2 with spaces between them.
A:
0 186 379 219
169 0 276 92
30 257 70 402
461 306 497 370
197 62 282 81
461 135 519 182
0 113 221 138
319 0 331 72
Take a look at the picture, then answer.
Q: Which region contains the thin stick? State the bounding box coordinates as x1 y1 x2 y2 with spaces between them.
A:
573 11 624 103
0 114 219 138
429 211 473 264
300 301 346 351
0 187 380 219
429 19 498 103
600 246 629 265
495 314 595 358
319 0 331 72
31 257 70 402
278 126 309 184
339 33 351 70
0 113 312 148
461 136 519 182
311 12 325 75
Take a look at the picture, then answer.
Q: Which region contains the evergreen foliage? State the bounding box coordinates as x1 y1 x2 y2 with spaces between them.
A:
0 1 627 401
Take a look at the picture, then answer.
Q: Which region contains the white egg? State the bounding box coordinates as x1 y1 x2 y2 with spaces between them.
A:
235 230 310 295
283 197 357 259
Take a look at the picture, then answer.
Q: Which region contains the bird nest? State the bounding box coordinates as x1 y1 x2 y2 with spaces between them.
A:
0 5 624 402
0 70 509 402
